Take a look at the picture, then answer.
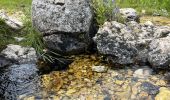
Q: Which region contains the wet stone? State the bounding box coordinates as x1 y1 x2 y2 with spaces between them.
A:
140 82 160 95
0 64 40 100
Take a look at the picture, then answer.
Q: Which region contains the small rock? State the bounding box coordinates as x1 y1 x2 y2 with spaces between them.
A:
14 37 25 42
1 44 37 64
0 64 40 100
32 0 96 55
140 82 159 95
66 89 77 96
92 66 108 73
0 10 23 30
104 96 112 100
114 80 124 85
144 21 154 27
119 8 139 22
133 67 153 78
155 87 170 100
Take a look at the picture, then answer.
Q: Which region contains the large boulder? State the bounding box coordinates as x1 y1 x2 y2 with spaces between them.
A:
32 0 96 55
94 21 170 69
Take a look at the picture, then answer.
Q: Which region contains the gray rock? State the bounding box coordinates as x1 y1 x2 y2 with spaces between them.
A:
119 8 139 22
154 26 170 38
92 65 108 73
144 21 154 27
148 37 170 68
140 82 159 95
0 9 23 30
0 56 12 68
32 0 95 55
93 21 138 65
94 21 170 68
0 64 40 100
133 66 153 78
1 44 37 64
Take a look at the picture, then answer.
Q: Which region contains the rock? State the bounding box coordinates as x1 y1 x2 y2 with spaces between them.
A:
43 34 88 55
154 26 170 38
133 67 153 78
92 66 108 73
0 64 40 100
140 82 159 95
14 37 25 42
93 21 138 65
94 21 170 69
1 44 37 64
32 0 96 55
0 9 23 30
155 87 170 100
144 21 154 27
148 37 170 68
0 55 12 68
119 8 139 22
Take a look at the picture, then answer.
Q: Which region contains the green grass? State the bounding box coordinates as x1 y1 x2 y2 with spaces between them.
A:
0 0 170 61
0 0 32 12
0 0 62 63
116 0 170 16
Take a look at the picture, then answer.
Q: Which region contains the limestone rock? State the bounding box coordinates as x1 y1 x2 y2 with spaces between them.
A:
92 66 108 73
1 44 37 64
155 87 170 100
94 21 170 69
0 9 23 30
119 8 139 22
133 67 153 78
0 64 40 100
32 0 96 55
148 37 170 68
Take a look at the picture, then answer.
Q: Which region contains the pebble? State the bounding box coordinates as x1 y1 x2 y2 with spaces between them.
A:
92 65 108 73
155 87 170 100
133 67 153 78
140 82 160 95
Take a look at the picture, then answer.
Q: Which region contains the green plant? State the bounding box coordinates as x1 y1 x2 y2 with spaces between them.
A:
20 17 63 63
116 0 170 17
0 19 19 50
92 0 115 25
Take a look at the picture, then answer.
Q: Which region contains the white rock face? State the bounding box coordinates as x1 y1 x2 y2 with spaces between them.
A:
1 44 37 64
0 10 23 30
